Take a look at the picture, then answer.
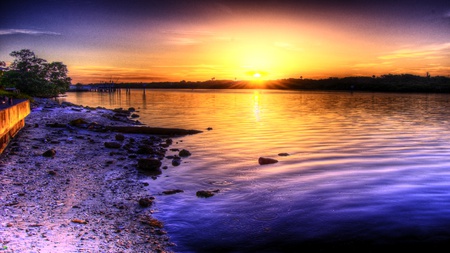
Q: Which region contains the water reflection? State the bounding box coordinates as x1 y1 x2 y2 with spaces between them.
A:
58 90 450 252
253 90 261 122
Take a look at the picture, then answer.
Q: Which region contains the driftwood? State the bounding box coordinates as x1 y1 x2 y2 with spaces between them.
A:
105 126 202 136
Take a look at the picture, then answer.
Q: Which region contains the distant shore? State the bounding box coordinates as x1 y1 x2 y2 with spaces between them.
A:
70 74 450 93
0 98 200 252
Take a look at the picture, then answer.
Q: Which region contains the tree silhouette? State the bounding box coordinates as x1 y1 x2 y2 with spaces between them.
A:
1 49 71 97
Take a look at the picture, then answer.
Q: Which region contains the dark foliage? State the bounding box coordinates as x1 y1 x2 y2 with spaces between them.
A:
0 49 71 97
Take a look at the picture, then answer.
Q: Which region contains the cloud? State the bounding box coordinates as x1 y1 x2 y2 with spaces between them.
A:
161 29 215 46
350 61 392 70
167 37 202 46
274 42 303 52
161 30 214 37
152 64 219 69
71 65 166 82
0 29 61 36
352 63 379 68
379 43 450 60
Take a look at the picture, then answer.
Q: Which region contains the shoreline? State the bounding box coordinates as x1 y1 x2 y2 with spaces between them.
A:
0 98 199 252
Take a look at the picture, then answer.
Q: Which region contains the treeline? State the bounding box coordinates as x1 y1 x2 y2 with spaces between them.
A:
92 74 450 93
279 74 450 92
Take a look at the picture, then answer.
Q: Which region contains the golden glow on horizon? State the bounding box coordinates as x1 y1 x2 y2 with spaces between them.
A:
52 14 450 84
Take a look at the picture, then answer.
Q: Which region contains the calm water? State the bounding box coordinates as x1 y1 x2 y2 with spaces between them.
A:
60 89 450 252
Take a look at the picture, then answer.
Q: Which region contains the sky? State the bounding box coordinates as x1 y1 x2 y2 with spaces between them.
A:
1 0 449 84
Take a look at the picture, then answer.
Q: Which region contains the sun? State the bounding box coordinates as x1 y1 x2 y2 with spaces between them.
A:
253 72 262 78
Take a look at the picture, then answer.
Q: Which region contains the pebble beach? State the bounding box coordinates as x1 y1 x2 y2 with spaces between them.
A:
0 98 198 253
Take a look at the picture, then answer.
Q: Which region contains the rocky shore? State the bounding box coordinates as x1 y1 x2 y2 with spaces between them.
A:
0 98 200 253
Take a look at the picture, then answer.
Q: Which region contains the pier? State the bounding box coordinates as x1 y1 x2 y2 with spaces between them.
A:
69 84 145 94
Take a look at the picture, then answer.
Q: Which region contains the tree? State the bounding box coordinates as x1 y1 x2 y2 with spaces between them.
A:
1 49 71 97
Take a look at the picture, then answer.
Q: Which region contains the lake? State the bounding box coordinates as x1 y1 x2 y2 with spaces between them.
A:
59 89 450 252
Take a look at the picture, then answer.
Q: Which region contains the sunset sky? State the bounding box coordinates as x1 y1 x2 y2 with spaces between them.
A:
1 0 449 84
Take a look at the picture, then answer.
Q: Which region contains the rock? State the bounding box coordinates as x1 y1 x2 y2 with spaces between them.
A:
179 149 191 157
139 216 163 228
278 153 290 156
43 149 56 157
128 107 136 112
104 142 122 149
45 122 66 128
171 159 181 166
136 146 155 154
138 158 162 174
131 113 139 118
69 118 89 127
162 189 184 195
115 134 125 141
71 219 88 224
258 157 278 165
138 197 154 207
113 108 131 115
207 127 213 131
196 190 219 198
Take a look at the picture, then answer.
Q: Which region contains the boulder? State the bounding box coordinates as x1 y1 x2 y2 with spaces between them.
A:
136 145 155 154
179 149 191 157
115 134 125 141
162 189 184 195
258 157 278 165
138 197 155 207
172 159 181 166
43 149 56 157
104 142 122 149
196 190 219 198
138 158 162 174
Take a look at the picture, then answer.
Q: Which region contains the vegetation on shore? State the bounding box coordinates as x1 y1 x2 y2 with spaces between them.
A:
0 49 71 98
0 89 34 101
78 74 450 93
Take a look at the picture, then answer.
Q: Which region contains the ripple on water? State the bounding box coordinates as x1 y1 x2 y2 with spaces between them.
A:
59 90 450 251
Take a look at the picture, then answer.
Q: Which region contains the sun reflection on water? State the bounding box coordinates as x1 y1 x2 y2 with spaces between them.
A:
253 90 261 122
